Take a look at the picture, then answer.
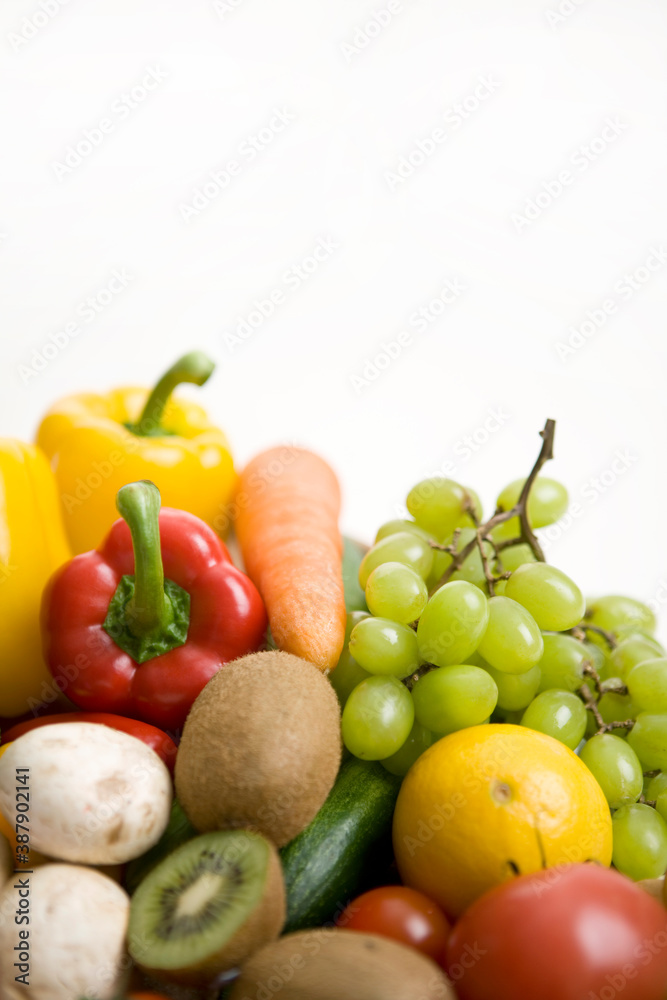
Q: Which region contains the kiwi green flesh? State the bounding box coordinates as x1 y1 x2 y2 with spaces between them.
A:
128 830 270 973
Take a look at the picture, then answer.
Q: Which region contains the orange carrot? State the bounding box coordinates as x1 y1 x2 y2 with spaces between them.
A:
235 446 347 672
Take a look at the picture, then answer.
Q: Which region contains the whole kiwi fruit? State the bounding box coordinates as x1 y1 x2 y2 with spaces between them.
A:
175 651 342 847
228 928 456 1000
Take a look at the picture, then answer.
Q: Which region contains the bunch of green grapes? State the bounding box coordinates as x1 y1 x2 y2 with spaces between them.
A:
331 474 571 767
330 470 667 884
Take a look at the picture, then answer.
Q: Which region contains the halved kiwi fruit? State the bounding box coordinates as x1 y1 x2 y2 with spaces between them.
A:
128 829 285 987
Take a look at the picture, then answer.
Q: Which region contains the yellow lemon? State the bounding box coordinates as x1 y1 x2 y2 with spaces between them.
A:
393 724 612 918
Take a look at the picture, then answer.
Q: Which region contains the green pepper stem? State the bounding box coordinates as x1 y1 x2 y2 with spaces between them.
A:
134 351 215 435
116 481 172 636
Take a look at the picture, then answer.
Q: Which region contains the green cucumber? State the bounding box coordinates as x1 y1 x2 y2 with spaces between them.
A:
342 535 369 613
280 754 401 932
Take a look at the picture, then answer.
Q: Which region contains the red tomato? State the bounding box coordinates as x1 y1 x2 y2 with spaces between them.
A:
337 886 451 961
1 712 177 773
446 864 667 1000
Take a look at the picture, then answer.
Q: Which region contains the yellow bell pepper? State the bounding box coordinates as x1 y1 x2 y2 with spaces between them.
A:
37 351 236 555
0 440 70 717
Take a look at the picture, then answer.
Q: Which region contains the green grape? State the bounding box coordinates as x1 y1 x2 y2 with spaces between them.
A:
579 733 643 809
416 581 489 667
646 771 667 799
492 708 524 725
477 596 543 674
365 562 428 624
496 476 569 527
425 528 493 592
406 478 482 537
537 634 591 692
647 773 667 825
431 717 491 738
626 658 667 712
349 617 420 679
330 650 371 707
345 609 371 640
412 664 497 733
491 519 521 544
341 676 414 760
616 625 661 644
584 640 610 680
329 611 371 706
610 636 665 682
426 547 451 592
586 595 656 637
493 476 568 540
504 563 585 632
627 714 667 770
520 690 587 750
586 688 637 740
598 681 637 725
483 661 541 711
381 721 433 776
375 519 432 544
359 532 434 588
496 543 537 573
611 803 667 881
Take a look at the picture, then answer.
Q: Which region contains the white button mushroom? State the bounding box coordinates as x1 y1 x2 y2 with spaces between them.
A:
0 722 172 865
0 863 130 1000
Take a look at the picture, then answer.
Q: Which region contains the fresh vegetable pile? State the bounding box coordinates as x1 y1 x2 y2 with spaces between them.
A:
1 356 667 1000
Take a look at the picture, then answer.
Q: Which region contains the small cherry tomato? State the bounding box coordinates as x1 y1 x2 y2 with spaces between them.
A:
337 885 451 961
446 863 667 1000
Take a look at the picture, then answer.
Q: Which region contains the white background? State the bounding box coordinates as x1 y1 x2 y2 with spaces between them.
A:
0 0 666 637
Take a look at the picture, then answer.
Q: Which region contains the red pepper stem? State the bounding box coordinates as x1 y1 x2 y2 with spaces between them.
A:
134 351 215 435
115 481 173 636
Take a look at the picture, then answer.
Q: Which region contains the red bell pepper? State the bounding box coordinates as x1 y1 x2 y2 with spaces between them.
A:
41 480 267 731
2 712 178 773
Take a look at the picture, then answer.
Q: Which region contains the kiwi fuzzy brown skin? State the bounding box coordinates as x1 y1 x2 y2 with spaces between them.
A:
133 835 286 988
228 928 457 1000
175 651 342 847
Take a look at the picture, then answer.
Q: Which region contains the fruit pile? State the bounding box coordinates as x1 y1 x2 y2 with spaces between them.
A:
1 357 667 1000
